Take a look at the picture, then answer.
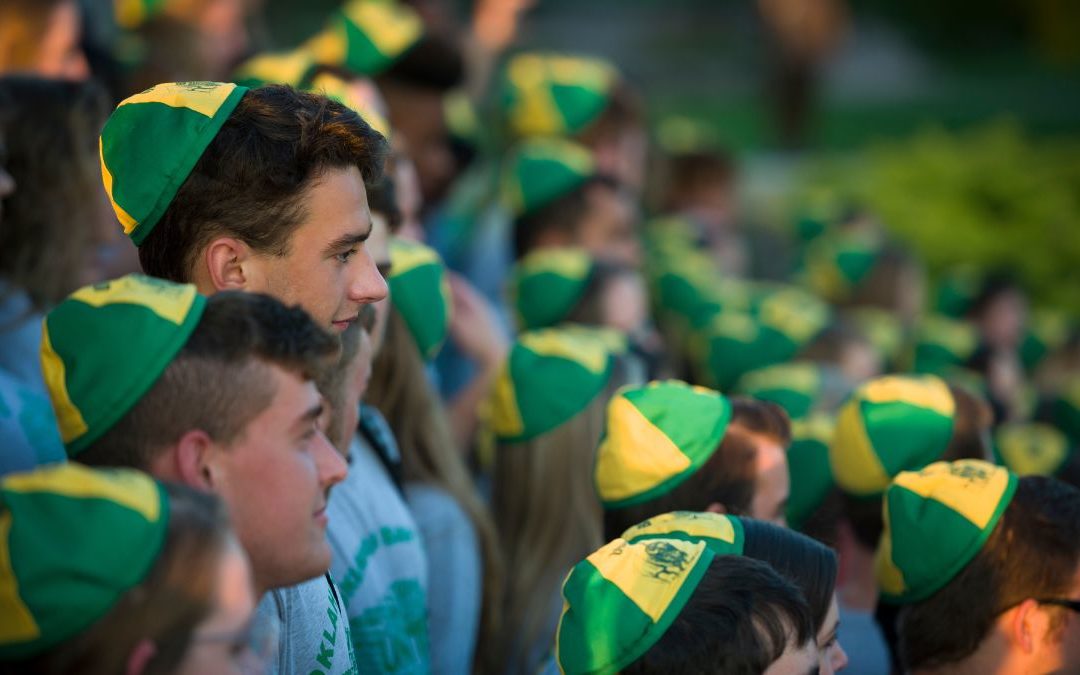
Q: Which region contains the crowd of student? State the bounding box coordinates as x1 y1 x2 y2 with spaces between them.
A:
1 1 1079 674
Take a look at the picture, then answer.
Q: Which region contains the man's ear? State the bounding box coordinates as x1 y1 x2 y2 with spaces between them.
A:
173 429 219 490
1006 598 1051 655
202 236 259 292
705 502 727 514
125 639 157 675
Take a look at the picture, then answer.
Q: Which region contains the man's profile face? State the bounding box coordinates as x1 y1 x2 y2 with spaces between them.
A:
255 165 388 333
763 637 819 675
208 364 348 592
747 431 790 527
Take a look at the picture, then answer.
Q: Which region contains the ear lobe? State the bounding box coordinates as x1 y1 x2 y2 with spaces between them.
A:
203 237 255 292
174 429 218 490
125 639 157 675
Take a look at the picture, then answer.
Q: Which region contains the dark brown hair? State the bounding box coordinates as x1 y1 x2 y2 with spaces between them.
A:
0 76 110 311
730 396 793 447
898 476 1080 671
138 85 387 282
512 175 619 260
4 484 231 675
624 555 814 675
78 291 340 470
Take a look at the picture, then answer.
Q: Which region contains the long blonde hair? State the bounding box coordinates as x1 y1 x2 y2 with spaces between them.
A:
491 369 623 674
365 309 505 673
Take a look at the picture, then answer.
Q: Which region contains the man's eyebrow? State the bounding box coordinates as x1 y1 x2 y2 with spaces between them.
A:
290 402 325 433
323 225 372 255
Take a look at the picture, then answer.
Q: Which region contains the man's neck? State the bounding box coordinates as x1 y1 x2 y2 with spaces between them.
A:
837 542 878 612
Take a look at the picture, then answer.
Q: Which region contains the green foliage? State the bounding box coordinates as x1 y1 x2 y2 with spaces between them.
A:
798 121 1080 313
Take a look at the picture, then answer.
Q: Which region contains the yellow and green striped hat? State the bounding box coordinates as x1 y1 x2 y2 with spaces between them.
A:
490 326 615 443
388 238 451 361
802 231 884 302
911 314 979 376
690 311 801 391
595 380 732 508
994 422 1074 478
830 374 957 497
0 463 169 659
114 0 168 30
786 414 837 531
100 81 248 245
622 511 745 556
41 274 206 456
500 52 618 139
509 248 594 330
736 361 824 421
876 460 1017 604
502 137 596 217
232 49 319 89
304 0 423 77
555 537 714 675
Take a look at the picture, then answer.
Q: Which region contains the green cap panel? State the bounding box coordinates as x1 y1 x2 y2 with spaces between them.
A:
737 362 823 421
595 380 731 508
100 82 248 245
830 375 957 497
490 327 614 443
786 414 836 531
502 138 596 217
556 537 713 675
876 460 1016 604
41 275 206 455
510 248 594 330
305 0 423 77
388 238 451 360
0 463 169 658
501 52 617 139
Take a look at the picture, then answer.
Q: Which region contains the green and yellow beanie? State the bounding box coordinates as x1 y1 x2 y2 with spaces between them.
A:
736 361 824 421
555 537 714 675
502 137 596 217
100 81 248 246
995 422 1074 478
622 511 745 556
786 414 837 532
114 0 169 30
232 49 319 89
876 460 1017 604
509 248 594 330
802 231 884 303
0 463 169 659
595 380 731 509
500 52 618 139
388 238 451 360
304 0 423 77
830 375 957 497
489 327 614 443
911 314 978 376
41 275 206 456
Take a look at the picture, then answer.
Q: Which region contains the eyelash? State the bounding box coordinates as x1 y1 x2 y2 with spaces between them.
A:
335 247 359 263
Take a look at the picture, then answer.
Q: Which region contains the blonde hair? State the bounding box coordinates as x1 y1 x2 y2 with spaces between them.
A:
365 309 505 673
491 366 625 674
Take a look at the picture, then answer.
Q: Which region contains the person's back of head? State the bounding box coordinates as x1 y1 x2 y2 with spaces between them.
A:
556 536 816 675
0 75 110 310
886 472 1080 674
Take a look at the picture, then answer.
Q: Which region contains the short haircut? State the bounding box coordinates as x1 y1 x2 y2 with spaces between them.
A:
138 85 388 282
659 149 735 213
898 476 1080 671
603 428 758 541
623 555 814 675
729 396 792 447
842 383 992 550
78 291 340 470
512 175 619 260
